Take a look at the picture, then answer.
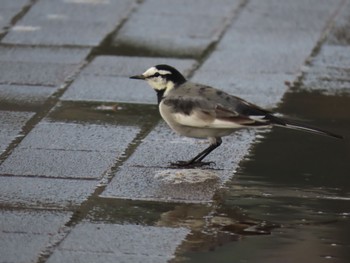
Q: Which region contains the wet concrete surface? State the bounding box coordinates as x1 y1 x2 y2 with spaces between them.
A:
1 0 350 262
182 91 350 263
0 210 72 263
101 123 256 203
46 222 189 263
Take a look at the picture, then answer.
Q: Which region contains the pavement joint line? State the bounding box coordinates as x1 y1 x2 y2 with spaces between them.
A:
34 122 158 263
0 0 38 41
0 173 101 181
191 0 249 78
0 51 91 164
0 81 57 88
87 0 142 59
305 0 348 64
30 100 160 262
284 0 348 93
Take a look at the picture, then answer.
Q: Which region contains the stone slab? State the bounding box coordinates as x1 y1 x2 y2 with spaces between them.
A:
0 110 34 153
0 148 118 179
0 46 90 86
0 62 79 87
0 209 72 263
62 75 157 104
112 0 242 57
141 0 241 17
3 0 135 46
326 0 350 45
0 45 90 64
47 222 189 263
231 0 341 31
200 0 342 74
0 176 97 208
0 84 55 107
61 56 197 104
301 45 350 95
0 122 140 178
17 122 137 152
0 0 29 31
312 45 350 69
191 72 294 108
101 123 257 203
0 110 34 130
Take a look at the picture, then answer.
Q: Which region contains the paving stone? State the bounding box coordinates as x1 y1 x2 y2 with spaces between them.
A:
0 148 119 179
0 176 97 208
0 110 34 130
3 0 135 46
301 45 350 95
1 233 49 263
231 0 341 31
62 75 157 104
61 56 197 103
191 72 294 108
0 209 71 233
101 123 257 203
0 45 91 64
0 0 29 31
0 84 55 107
194 0 342 104
47 222 189 263
141 0 241 17
112 0 242 57
210 31 317 74
18 122 137 152
0 62 79 87
0 46 90 86
312 45 350 69
0 209 72 263
0 122 140 178
47 250 168 263
0 110 34 152
202 0 342 75
326 0 350 45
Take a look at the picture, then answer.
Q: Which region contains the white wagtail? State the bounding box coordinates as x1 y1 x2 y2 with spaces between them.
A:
130 64 343 166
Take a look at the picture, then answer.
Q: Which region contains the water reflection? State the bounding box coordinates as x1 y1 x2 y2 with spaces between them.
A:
59 92 349 262
182 91 349 262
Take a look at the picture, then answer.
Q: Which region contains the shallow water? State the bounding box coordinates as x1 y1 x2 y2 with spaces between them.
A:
36 91 350 262
180 91 350 262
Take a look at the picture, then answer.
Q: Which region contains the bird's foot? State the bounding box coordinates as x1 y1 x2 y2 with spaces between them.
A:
170 160 215 168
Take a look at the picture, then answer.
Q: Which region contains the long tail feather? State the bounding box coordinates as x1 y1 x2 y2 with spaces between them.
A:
267 115 343 139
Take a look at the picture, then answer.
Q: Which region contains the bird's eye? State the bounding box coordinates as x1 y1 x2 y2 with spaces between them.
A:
153 73 160 77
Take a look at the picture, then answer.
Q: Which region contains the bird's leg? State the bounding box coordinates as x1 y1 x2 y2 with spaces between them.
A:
172 137 222 167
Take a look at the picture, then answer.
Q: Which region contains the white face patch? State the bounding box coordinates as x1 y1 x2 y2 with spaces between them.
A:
142 67 171 78
141 67 174 92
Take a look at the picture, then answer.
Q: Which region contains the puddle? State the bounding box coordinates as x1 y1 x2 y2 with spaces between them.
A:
59 91 349 262
4 87 346 261
179 91 350 262
47 100 159 127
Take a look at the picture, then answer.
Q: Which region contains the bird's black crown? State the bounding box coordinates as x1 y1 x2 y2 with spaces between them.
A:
155 64 186 85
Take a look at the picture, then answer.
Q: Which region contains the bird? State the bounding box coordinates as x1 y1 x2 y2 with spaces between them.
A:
130 64 343 167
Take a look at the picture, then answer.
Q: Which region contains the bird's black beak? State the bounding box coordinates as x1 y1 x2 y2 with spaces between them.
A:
130 74 145 80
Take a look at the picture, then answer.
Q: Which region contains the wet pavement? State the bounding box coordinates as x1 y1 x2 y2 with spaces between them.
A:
1 0 350 262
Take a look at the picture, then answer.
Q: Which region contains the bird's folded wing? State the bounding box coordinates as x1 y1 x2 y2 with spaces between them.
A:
164 97 267 128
